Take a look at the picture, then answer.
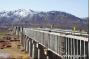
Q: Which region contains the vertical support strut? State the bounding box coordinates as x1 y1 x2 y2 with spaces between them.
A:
68 38 69 59
73 39 75 59
65 38 67 59
77 40 78 59
80 40 81 59
65 37 67 59
71 38 72 59
84 41 85 59
32 41 35 59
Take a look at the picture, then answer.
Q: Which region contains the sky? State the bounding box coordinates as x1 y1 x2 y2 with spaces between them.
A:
0 0 88 18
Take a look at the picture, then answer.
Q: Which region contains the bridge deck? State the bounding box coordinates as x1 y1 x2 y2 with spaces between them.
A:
16 27 89 59
24 28 88 41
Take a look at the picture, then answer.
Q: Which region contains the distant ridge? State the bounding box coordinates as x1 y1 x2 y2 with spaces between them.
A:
0 9 89 32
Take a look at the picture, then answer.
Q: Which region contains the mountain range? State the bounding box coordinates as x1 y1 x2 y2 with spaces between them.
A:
0 9 89 32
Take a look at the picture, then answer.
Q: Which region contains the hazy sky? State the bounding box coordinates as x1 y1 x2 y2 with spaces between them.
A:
0 0 88 18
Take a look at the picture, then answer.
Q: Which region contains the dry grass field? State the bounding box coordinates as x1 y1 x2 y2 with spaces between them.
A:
0 28 31 59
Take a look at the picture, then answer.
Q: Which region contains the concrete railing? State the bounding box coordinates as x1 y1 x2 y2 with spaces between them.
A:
16 27 89 59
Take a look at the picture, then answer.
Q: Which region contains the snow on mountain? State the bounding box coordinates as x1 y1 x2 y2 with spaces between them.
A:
0 9 38 17
13 9 38 17
0 11 9 17
13 9 29 17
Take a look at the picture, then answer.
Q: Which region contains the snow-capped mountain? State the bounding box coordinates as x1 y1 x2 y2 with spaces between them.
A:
13 9 37 17
0 9 37 17
0 9 88 32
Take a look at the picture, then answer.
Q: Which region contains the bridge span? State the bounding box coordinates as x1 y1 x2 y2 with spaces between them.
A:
15 27 89 59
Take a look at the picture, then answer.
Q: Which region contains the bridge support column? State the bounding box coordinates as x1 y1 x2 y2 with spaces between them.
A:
28 38 33 57
25 37 29 52
48 50 62 59
80 40 81 59
25 37 28 52
84 41 85 59
31 41 39 59
38 44 47 59
32 40 35 59
37 47 40 59
21 27 23 45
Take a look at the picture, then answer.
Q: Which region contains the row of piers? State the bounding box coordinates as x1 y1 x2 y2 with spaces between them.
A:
22 35 62 59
